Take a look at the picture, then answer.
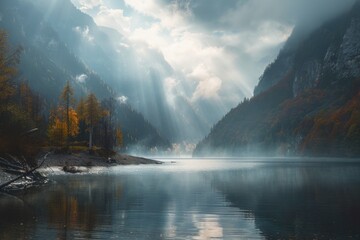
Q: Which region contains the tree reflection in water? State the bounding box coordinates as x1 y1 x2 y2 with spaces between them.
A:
0 161 360 239
209 163 360 239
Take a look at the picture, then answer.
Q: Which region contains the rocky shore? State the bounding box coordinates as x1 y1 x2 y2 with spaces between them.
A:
0 152 162 188
42 152 162 168
41 152 163 173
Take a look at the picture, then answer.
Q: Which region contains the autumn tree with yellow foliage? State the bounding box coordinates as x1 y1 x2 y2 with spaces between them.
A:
48 82 79 146
60 80 76 146
1 29 125 159
83 93 104 149
48 107 79 146
0 30 45 163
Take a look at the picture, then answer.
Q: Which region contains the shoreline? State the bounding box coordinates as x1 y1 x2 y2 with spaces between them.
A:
0 152 162 184
41 152 163 173
42 152 163 168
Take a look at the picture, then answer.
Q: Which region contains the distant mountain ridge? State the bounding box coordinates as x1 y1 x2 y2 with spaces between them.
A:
194 1 360 157
0 0 170 151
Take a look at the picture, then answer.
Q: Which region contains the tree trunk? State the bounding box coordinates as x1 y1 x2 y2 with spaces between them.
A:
89 126 93 149
66 101 70 147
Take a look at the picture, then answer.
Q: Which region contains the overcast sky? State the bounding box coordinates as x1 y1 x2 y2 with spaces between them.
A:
71 0 356 106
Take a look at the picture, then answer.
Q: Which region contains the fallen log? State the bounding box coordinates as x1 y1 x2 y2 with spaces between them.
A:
0 156 24 171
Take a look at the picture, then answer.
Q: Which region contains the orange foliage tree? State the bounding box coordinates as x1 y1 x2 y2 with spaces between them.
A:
48 107 79 146
83 93 105 149
60 80 75 146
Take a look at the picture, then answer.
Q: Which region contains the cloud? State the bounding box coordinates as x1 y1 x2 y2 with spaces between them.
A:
123 0 192 29
188 0 356 31
95 6 131 34
71 0 294 104
71 0 358 139
122 0 160 17
117 95 128 104
192 77 222 101
71 0 103 11
75 73 88 83
73 26 94 42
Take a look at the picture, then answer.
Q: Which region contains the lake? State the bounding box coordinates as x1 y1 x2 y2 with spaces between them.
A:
1 158 360 239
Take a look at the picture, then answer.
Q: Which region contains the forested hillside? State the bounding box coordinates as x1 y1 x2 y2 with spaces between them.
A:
0 0 170 152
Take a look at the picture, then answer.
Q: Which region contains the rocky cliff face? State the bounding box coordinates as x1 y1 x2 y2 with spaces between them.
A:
335 18 360 79
255 2 360 97
194 1 360 157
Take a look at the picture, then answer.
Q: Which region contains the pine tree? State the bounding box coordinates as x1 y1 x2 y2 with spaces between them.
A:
0 30 21 106
76 97 87 142
77 97 86 121
101 97 124 153
48 107 79 146
116 128 123 147
60 80 75 146
84 93 103 149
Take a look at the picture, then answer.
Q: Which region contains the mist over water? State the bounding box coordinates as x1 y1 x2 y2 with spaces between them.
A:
1 158 360 239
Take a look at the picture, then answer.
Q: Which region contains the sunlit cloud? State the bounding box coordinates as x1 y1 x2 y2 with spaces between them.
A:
73 26 94 42
188 64 222 101
70 0 355 140
72 0 103 11
123 0 160 17
95 6 131 34
71 0 291 106
117 95 128 104
75 73 88 83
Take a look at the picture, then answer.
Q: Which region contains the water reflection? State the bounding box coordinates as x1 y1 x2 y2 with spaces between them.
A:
0 160 359 239
192 214 223 240
0 194 36 239
208 162 360 239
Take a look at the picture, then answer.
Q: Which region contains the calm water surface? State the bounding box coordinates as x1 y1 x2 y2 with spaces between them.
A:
1 158 360 239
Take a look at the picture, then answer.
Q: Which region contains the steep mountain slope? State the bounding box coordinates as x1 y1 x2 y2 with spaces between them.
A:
0 0 170 151
194 1 360 157
22 0 208 141
0 0 111 101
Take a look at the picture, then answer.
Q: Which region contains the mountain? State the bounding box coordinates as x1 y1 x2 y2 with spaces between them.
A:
194 1 360 157
17 0 208 142
0 0 170 151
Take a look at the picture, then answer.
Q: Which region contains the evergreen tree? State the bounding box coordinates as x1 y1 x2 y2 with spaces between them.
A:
0 30 21 106
100 97 123 154
76 97 87 142
0 30 43 163
84 93 103 149
60 80 75 145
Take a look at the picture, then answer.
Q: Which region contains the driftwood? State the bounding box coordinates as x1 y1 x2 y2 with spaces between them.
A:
0 156 26 174
0 152 49 192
